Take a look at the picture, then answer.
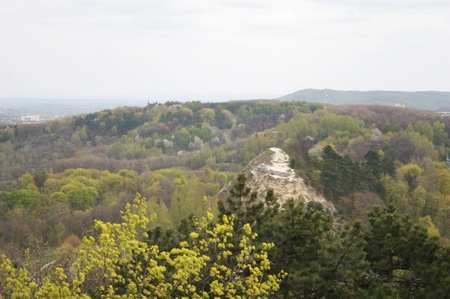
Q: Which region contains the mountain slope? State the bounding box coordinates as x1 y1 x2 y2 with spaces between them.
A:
277 89 450 111
220 147 336 213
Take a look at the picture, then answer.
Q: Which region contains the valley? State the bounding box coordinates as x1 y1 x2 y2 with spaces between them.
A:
1 98 450 297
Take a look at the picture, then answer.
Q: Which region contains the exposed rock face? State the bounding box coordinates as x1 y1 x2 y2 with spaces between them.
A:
221 147 336 214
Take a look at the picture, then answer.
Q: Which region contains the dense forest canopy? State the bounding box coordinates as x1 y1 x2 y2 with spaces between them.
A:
2 100 450 297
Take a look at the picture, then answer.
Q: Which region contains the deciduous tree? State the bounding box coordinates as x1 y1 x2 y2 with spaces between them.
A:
0 195 285 298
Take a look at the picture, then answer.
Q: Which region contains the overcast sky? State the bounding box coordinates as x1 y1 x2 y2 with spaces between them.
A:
1 0 449 100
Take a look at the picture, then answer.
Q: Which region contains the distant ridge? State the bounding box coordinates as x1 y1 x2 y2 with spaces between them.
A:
277 89 450 111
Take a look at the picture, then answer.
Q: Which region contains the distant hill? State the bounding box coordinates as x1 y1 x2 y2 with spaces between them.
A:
277 89 450 111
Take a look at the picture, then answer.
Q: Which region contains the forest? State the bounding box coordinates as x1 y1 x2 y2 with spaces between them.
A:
2 100 450 297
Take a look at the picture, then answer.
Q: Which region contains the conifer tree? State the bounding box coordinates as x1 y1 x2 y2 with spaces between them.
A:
263 199 334 298
364 204 443 298
217 173 265 231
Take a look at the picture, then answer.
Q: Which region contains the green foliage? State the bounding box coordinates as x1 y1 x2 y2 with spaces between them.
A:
404 126 439 160
318 113 365 139
5 100 450 297
414 121 434 143
321 145 363 200
118 169 137 179
0 167 228 252
418 215 440 238
432 120 447 145
0 195 285 298
18 173 37 189
306 200 324 212
218 173 264 231
239 133 275 164
61 182 98 210
4 189 40 208
32 171 48 189
0 99 404 185
365 205 444 298
3 169 450 298
197 107 215 123
265 199 333 297
0 127 15 142
399 163 424 191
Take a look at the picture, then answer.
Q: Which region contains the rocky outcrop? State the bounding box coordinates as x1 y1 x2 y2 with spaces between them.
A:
220 147 336 214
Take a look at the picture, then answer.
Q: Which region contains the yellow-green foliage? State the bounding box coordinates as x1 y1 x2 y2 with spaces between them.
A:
0 195 285 298
239 132 276 164
138 169 223 228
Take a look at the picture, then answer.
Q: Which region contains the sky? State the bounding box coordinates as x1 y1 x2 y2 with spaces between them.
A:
1 0 449 101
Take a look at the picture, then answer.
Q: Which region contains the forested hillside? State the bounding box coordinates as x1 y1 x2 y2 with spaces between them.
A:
0 100 319 255
2 100 450 297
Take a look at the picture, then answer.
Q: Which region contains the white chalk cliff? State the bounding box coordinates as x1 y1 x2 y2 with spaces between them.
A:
222 147 336 214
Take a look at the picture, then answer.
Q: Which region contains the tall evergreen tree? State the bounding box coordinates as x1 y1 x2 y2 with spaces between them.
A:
217 173 265 231
321 145 362 200
364 205 443 298
264 199 334 298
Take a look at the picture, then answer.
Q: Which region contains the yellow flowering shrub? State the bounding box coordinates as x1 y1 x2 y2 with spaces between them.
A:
0 194 285 298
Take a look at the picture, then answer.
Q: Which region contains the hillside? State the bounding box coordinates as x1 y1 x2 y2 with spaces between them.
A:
3 100 450 297
0 100 321 184
220 147 336 213
278 89 450 111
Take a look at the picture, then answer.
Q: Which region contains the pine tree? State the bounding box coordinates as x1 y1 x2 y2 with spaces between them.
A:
217 173 265 231
264 199 334 298
364 204 443 298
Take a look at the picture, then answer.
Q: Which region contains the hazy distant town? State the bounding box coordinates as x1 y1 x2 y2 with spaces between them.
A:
0 98 151 124
0 107 52 124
